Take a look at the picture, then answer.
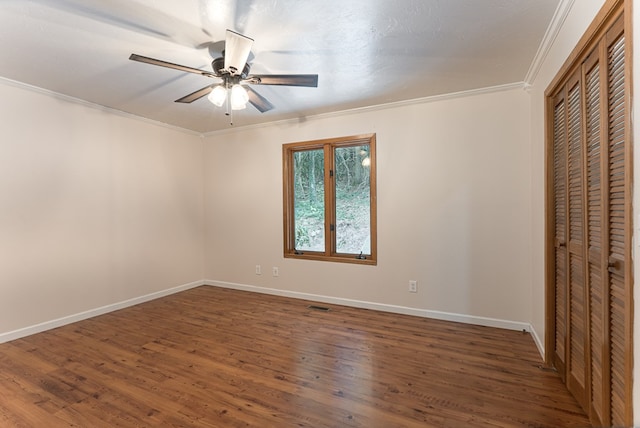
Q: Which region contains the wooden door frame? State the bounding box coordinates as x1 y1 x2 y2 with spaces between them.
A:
544 0 633 425
545 0 628 370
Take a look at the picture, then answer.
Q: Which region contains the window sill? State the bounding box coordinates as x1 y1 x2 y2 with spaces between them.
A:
284 252 377 266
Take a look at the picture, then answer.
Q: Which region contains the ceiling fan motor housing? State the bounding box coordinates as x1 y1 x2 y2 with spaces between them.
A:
212 56 251 79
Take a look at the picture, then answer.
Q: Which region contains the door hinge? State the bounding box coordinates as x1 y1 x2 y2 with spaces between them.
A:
330 224 335 231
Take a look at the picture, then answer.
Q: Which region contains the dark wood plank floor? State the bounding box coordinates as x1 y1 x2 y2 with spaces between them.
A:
0 286 589 427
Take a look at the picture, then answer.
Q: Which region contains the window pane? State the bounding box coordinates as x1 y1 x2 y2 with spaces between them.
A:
335 145 371 254
293 149 325 251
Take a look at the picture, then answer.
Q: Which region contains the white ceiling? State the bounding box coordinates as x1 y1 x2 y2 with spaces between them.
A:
0 0 561 134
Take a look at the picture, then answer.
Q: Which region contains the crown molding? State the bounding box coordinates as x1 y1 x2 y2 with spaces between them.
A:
0 75 202 137
524 0 576 85
1 72 527 139
203 81 526 138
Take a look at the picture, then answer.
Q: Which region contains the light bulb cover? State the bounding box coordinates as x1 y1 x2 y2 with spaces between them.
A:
208 85 227 107
230 84 249 110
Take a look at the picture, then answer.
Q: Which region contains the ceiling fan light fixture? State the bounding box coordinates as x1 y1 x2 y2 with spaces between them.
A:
208 85 227 107
230 84 249 110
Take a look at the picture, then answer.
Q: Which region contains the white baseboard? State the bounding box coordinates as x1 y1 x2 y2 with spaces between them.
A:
204 280 533 333
529 324 545 359
1 279 540 347
0 280 205 344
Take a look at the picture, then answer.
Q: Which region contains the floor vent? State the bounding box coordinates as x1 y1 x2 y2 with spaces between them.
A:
307 305 330 312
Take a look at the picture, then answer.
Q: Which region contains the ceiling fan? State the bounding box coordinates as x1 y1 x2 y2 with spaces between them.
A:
129 29 318 118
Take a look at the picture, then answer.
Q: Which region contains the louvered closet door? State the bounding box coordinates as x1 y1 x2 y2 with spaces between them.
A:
583 48 605 425
604 17 631 426
583 16 631 426
565 73 588 409
551 92 568 381
550 74 589 409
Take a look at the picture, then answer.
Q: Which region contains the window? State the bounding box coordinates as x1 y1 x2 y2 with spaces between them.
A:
283 134 376 264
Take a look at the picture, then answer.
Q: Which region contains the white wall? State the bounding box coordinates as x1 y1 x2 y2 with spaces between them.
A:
204 88 533 328
0 82 205 337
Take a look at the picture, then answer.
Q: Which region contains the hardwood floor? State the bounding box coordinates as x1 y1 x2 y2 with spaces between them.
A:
0 286 589 427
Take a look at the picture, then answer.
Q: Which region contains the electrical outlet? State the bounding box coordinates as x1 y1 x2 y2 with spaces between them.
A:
409 280 417 293
272 267 279 277
255 265 261 275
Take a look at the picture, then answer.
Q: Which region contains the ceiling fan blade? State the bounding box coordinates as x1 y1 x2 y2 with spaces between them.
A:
129 54 216 78
246 87 274 113
34 0 206 48
224 29 253 76
250 74 318 87
175 85 215 103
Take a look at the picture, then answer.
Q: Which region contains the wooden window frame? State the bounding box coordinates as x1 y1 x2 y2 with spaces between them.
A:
283 134 377 265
